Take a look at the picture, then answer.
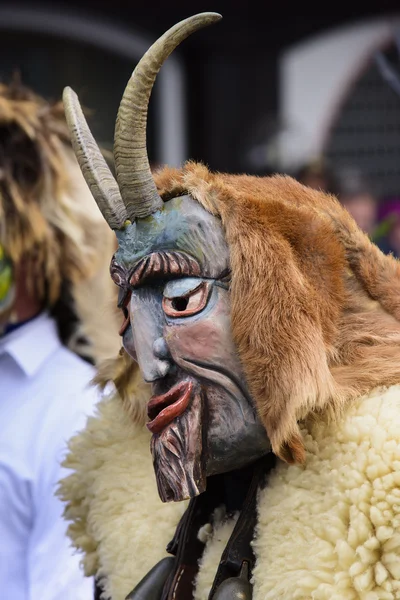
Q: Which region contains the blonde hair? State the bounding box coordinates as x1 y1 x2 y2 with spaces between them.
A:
0 79 121 362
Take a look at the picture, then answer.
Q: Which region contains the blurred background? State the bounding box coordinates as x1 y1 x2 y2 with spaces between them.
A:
3 0 400 252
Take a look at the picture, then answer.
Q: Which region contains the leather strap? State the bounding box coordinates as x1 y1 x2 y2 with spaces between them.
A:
161 453 276 600
208 453 276 598
161 475 225 600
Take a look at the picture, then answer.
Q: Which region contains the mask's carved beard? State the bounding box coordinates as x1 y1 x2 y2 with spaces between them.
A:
151 390 206 502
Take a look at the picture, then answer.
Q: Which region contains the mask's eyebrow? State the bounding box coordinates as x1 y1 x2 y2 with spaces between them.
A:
128 251 201 288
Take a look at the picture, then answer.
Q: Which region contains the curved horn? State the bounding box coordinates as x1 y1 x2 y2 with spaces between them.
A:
114 12 222 220
63 86 128 230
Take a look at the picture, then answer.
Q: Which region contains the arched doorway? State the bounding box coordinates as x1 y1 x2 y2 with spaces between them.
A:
0 6 187 166
277 13 400 198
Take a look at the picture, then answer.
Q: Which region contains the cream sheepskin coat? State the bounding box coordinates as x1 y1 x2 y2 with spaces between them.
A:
60 383 400 600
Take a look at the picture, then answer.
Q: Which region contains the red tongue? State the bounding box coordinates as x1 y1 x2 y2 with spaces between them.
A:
147 380 193 434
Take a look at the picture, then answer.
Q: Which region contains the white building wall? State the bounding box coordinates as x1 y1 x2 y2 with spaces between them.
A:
277 15 400 171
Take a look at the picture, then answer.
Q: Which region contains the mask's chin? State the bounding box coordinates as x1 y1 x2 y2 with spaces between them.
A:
204 383 271 477
149 379 206 503
148 373 270 503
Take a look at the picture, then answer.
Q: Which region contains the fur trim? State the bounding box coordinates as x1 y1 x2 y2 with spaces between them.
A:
58 383 187 600
60 384 400 599
153 162 400 463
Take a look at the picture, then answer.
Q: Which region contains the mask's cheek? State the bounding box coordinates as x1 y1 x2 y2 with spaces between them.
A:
163 311 255 417
163 298 238 373
164 318 224 367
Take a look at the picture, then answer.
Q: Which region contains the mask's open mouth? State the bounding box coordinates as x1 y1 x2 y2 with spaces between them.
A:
147 380 193 434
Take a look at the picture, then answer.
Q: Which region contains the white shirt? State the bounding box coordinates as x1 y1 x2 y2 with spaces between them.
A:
0 313 100 600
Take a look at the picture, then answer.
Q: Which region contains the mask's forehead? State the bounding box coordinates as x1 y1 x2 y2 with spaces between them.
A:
115 195 229 277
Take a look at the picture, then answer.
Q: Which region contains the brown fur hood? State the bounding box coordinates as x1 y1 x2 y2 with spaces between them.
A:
104 161 400 464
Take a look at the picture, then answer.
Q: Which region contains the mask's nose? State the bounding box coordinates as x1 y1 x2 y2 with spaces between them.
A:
130 289 172 383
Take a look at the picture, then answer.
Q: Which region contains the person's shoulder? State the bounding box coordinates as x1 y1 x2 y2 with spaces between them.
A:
52 343 96 371
44 345 97 391
37 349 103 450
38 345 102 421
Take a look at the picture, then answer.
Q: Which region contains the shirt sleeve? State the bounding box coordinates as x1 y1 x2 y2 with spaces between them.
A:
27 386 99 600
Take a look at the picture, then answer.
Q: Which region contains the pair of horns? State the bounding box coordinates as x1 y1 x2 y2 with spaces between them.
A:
63 12 222 230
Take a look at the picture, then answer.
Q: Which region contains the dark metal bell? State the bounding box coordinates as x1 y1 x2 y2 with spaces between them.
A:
125 556 175 600
212 562 253 600
212 577 252 600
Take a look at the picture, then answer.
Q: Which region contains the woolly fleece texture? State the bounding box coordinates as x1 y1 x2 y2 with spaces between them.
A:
253 384 400 600
60 384 400 599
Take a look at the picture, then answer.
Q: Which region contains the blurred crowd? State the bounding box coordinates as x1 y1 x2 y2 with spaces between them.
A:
294 157 400 258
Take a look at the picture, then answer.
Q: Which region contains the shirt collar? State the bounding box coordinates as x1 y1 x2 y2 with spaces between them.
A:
0 313 61 377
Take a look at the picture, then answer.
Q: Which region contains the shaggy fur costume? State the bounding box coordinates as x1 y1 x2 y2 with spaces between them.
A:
0 80 120 361
60 384 400 600
59 162 400 598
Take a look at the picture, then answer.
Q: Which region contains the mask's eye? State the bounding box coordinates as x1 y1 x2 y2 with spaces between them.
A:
163 281 210 318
